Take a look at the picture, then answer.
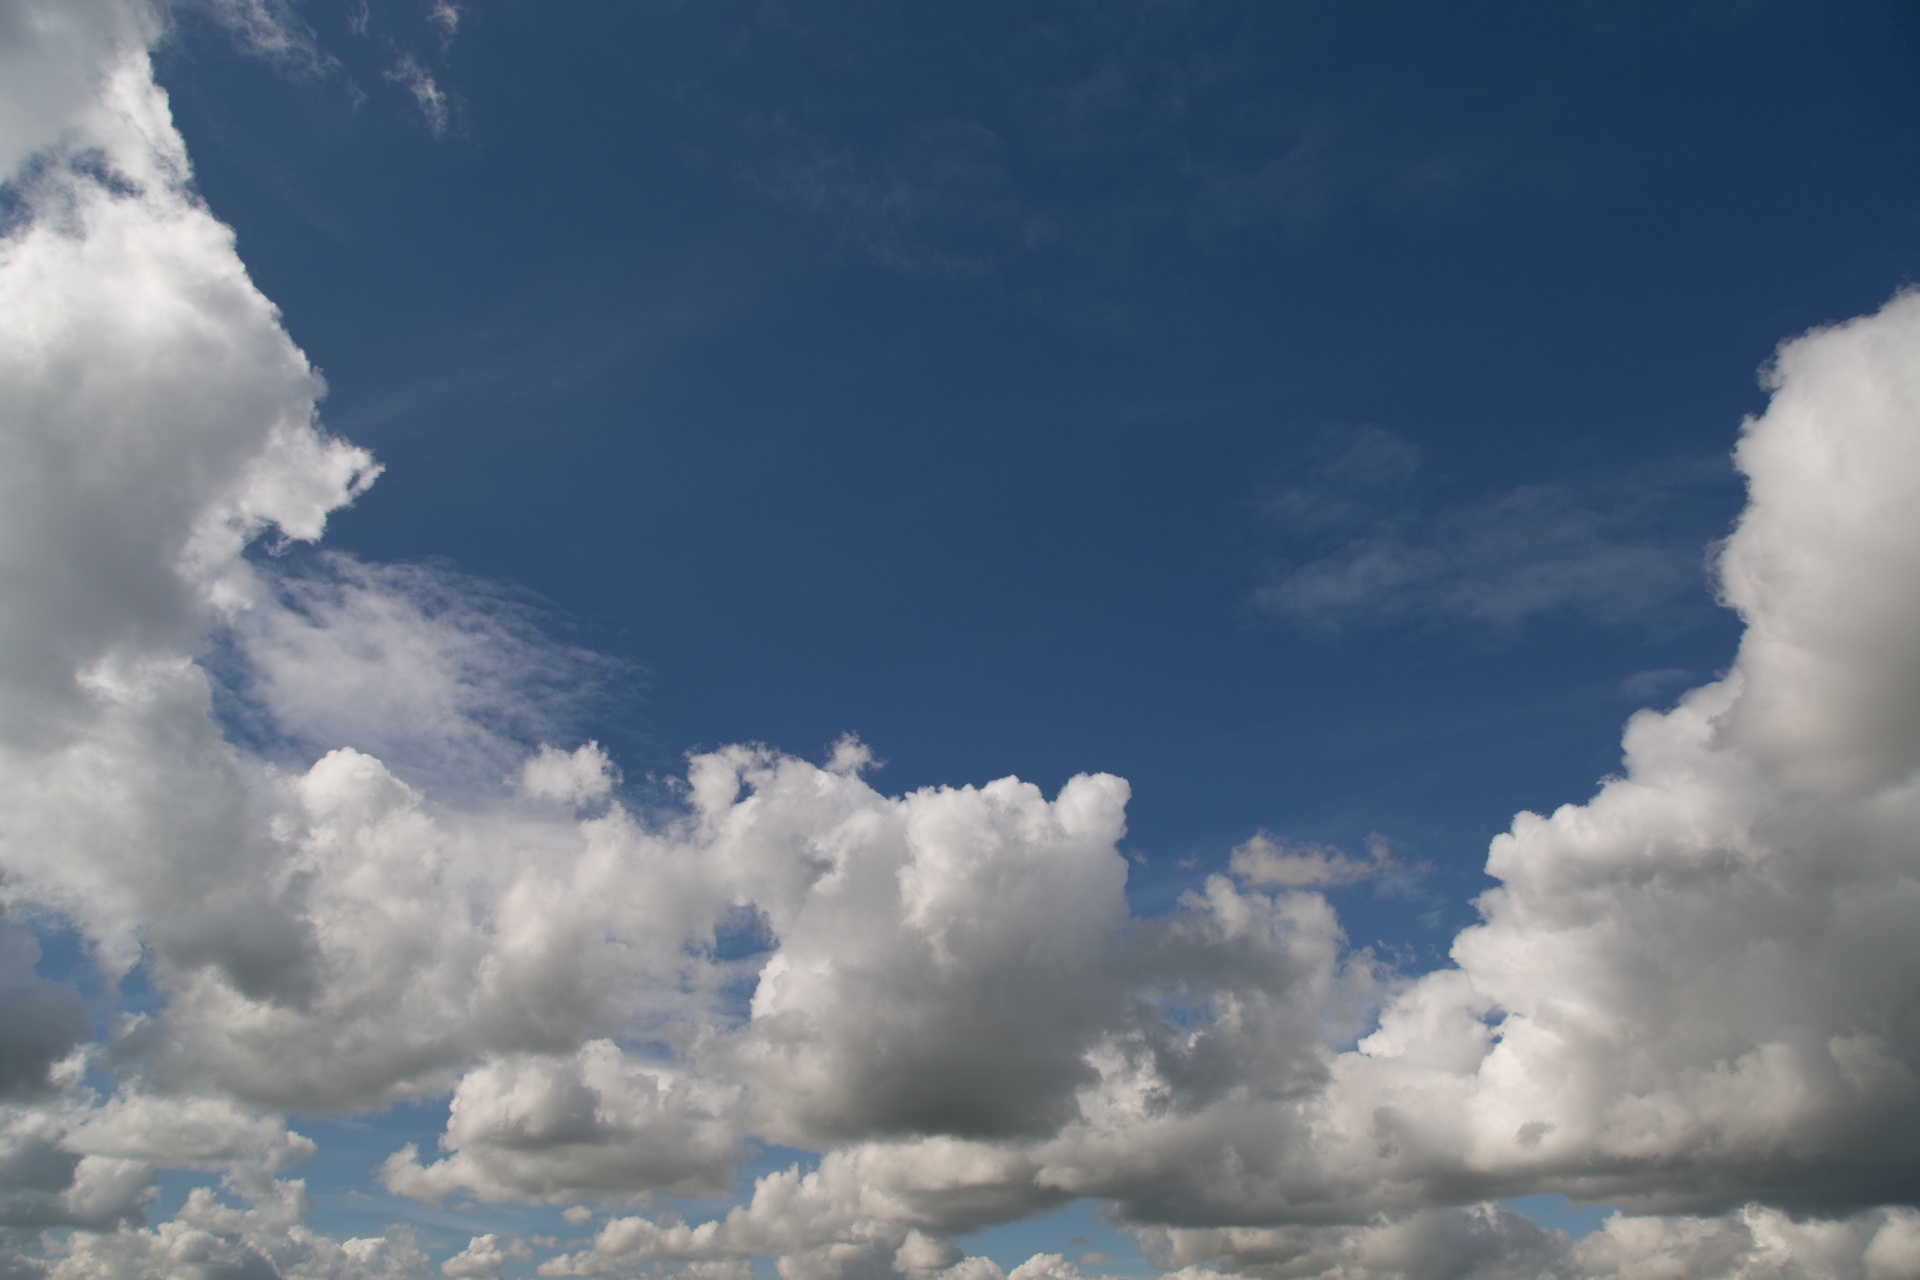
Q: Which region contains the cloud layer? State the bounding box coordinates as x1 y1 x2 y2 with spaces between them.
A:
1 3 1918 1278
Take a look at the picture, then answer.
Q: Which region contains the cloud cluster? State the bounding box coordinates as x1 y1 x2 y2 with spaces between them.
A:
2 2 1919 1278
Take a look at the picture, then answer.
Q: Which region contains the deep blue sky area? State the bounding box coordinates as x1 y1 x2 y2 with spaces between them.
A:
157 0 1919 955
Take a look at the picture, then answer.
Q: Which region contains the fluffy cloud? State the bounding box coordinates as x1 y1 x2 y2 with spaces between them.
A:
440 1233 531 1279
381 1041 742 1203
476 295 1920 1273
1020 294 1920 1236
1141 1204 1920 1280
4 1 1920 1277
46 1177 428 1280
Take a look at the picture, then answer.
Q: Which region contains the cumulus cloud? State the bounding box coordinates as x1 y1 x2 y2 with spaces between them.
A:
5 2 1920 1277
46 1177 428 1280
1140 1204 1920 1279
380 1041 742 1203
440 1233 530 1279
494 292 1920 1274
0 923 87 1100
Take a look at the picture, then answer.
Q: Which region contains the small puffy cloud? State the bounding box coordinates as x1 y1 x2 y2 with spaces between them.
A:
1228 831 1397 889
520 743 618 807
824 733 876 776
441 1233 532 1278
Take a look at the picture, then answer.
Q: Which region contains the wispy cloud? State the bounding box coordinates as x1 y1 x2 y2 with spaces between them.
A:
186 0 334 77
428 1 461 41
1252 425 1727 636
1228 830 1409 890
742 117 1041 274
385 52 449 137
700 7 1535 287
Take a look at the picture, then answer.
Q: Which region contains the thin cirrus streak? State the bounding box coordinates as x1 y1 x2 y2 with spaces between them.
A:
1 3 1918 1279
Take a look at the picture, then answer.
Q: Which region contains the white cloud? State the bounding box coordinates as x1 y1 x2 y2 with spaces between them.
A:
385 53 447 137
184 0 331 75
1036 293 1920 1231
381 1041 742 1203
6 5 1920 1278
440 1233 530 1279
219 555 620 793
0 0 157 179
1228 832 1400 889
1140 1203 1920 1279
520 742 618 808
45 1176 428 1280
718 760 1135 1146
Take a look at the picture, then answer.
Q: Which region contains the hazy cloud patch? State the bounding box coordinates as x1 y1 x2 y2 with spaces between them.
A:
1253 426 1726 637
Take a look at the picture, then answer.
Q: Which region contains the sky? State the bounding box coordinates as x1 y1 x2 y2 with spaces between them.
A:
2 1 1920 1278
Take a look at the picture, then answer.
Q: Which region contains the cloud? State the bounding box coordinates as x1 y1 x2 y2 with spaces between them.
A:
215 553 625 794
384 53 448 137
426 2 459 42
6 5 1920 1278
380 1042 742 1203
0 0 157 178
440 1233 530 1279
44 1176 429 1279
1200 295 1920 1221
183 0 331 76
1228 832 1401 890
519 742 618 808
538 290 1920 1271
1253 426 1722 635
716 759 1135 1146
1139 1203 1920 1279
0 923 87 1100
743 118 1035 274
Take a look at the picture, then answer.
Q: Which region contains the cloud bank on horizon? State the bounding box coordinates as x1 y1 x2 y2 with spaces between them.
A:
2 2 1919 1277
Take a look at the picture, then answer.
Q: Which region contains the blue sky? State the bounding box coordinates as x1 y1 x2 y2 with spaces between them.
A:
4 2 1920 1278
160 0 1913 937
